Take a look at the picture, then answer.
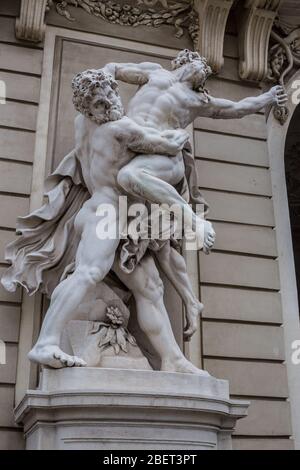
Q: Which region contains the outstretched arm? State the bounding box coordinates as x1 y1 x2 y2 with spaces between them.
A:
102 61 162 85
202 85 287 119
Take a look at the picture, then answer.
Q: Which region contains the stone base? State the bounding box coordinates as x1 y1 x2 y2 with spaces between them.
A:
15 368 249 450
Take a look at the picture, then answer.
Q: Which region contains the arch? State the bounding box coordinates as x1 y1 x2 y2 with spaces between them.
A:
267 69 300 449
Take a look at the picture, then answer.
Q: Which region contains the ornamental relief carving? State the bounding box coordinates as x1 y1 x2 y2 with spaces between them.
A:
17 0 300 116
46 0 199 43
267 20 300 124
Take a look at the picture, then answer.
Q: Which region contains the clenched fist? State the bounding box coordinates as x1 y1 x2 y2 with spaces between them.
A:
269 85 288 106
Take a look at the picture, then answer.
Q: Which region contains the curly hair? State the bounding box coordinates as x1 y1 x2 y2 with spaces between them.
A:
71 69 122 124
171 49 212 76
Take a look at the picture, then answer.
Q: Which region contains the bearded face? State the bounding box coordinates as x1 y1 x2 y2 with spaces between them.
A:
72 69 124 125
89 87 124 124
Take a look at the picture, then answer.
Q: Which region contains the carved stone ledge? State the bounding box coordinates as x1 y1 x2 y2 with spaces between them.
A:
238 0 283 82
15 0 48 43
193 0 234 73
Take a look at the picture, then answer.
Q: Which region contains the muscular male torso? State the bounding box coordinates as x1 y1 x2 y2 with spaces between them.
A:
127 68 208 131
75 114 136 196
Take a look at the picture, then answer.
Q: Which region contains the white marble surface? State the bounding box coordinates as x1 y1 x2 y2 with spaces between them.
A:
2 51 285 374
15 367 249 450
39 367 229 396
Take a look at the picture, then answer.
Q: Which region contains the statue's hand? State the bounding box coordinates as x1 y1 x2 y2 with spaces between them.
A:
269 85 288 107
161 129 189 154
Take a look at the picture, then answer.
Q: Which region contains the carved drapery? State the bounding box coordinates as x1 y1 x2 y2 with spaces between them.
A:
238 0 282 82
193 0 234 72
16 0 48 42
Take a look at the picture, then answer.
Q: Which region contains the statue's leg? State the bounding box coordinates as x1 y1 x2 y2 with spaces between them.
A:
154 242 203 341
117 154 215 251
29 199 121 368
112 254 209 376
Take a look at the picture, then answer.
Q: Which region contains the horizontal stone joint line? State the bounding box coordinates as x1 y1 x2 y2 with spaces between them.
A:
199 186 272 199
194 158 270 170
0 125 36 134
0 191 30 199
0 40 44 52
230 395 289 402
200 283 279 293
232 435 292 439
3 97 39 107
194 127 267 143
209 249 277 260
0 67 41 78
201 318 283 327
0 300 22 307
203 355 285 364
207 219 275 229
0 157 33 167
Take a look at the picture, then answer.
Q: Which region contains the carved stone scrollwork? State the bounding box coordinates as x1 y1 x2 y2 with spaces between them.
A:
238 0 282 82
16 0 48 43
268 27 300 83
193 0 234 73
268 23 300 124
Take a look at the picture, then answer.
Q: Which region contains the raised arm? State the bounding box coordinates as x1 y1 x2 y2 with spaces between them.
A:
202 85 287 119
102 61 162 86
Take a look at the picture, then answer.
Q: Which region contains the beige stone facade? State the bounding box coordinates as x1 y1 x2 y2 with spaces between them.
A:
0 0 300 450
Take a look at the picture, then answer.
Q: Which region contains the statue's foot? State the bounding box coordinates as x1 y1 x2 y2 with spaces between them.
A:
28 344 87 369
184 300 204 342
203 220 216 254
161 356 210 376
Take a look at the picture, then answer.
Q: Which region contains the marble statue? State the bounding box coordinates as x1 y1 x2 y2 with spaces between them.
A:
1 49 287 374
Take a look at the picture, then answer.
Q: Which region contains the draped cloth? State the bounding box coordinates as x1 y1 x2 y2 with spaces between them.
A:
1 150 89 296
1 143 208 296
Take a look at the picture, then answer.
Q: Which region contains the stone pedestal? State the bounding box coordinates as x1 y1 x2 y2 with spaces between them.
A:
15 368 249 450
